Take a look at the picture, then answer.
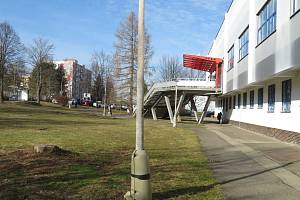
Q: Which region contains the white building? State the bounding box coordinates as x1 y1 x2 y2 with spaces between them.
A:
54 59 92 100
209 0 300 138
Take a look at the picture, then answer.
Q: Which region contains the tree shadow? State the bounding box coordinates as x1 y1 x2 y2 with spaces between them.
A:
153 185 215 199
0 148 128 200
152 159 300 199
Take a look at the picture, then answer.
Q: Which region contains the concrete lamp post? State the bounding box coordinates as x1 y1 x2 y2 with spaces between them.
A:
124 0 152 199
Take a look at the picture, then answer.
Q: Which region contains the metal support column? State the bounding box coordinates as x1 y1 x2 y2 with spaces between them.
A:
198 95 211 124
151 107 157 121
173 93 185 128
164 96 174 124
150 96 162 121
190 97 198 122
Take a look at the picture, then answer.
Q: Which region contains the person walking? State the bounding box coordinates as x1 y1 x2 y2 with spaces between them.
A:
217 112 223 124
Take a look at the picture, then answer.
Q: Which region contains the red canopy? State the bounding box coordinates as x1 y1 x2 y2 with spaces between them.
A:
183 54 223 73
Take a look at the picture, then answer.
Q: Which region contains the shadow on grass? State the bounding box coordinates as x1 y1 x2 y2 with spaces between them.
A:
0 117 119 129
153 185 215 199
0 148 129 200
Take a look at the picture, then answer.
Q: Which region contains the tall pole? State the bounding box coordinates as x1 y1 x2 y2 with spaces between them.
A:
136 0 145 151
125 0 152 199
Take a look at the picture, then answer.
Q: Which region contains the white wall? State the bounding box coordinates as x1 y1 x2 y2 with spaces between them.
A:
223 73 300 133
209 0 300 132
210 0 300 91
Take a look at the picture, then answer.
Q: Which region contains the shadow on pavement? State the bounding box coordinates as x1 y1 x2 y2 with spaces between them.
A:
152 159 300 199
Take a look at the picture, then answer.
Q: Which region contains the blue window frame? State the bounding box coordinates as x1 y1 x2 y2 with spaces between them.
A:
257 0 277 44
291 0 300 15
228 45 234 71
238 94 241 109
243 92 247 109
239 28 249 60
258 88 264 109
250 90 254 109
268 84 276 113
282 79 292 113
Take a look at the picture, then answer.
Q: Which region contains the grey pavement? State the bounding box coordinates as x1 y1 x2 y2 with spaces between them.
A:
196 122 300 200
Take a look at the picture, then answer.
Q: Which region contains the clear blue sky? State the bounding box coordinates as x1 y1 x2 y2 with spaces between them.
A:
0 0 231 68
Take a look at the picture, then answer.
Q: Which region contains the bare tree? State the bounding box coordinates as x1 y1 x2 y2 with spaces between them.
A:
90 50 114 116
5 60 26 96
159 55 184 81
0 22 23 103
114 11 153 113
27 38 54 104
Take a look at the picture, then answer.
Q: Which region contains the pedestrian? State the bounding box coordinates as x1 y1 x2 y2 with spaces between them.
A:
108 105 112 116
217 112 223 124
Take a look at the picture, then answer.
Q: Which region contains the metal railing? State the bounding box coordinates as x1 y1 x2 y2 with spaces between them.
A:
144 78 219 106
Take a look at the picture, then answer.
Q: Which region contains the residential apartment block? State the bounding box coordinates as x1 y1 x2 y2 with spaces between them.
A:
210 0 300 135
54 59 92 100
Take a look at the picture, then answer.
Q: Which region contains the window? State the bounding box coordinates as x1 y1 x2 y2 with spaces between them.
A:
233 96 236 109
258 88 264 109
238 94 241 109
229 96 232 110
291 0 300 15
250 90 254 109
243 92 247 109
228 46 234 71
268 84 276 113
239 28 249 60
225 98 228 112
282 79 292 113
258 0 277 44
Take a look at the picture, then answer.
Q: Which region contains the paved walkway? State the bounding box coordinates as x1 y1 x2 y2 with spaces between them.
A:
196 122 300 200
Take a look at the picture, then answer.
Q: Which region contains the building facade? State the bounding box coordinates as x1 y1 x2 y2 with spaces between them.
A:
54 59 92 100
210 0 300 134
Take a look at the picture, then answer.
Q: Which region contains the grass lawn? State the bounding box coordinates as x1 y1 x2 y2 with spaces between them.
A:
0 102 224 200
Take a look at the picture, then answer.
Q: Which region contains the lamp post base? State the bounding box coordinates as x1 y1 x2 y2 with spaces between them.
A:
124 150 152 200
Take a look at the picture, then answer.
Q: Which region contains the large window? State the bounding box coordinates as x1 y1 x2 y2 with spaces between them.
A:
225 98 228 112
233 96 236 109
282 79 292 113
258 88 264 109
229 96 232 110
239 28 249 60
250 90 254 109
238 94 241 109
243 92 247 109
257 0 277 44
268 84 276 113
228 45 234 71
291 0 300 15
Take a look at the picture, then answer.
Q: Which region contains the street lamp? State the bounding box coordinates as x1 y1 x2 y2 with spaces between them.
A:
124 0 152 199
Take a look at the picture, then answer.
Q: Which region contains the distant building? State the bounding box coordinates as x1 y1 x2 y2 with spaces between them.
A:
20 74 30 89
54 58 92 99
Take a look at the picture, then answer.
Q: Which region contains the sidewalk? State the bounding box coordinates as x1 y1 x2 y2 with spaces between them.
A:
196 123 300 200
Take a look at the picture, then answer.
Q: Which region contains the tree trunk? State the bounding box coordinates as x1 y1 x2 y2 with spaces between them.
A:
128 22 135 114
37 65 42 104
103 80 107 116
0 74 4 104
37 84 41 104
129 65 134 114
